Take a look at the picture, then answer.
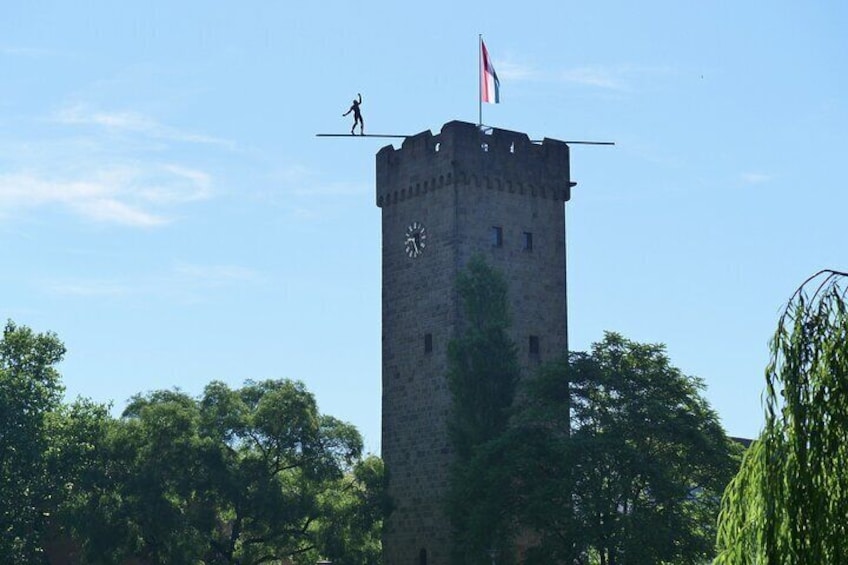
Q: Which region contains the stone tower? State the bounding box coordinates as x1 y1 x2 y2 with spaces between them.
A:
377 120 572 564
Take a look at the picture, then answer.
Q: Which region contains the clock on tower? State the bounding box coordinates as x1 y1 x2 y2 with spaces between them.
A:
376 120 572 564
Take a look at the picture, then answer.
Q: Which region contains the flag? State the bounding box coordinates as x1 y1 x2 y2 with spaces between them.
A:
480 40 500 104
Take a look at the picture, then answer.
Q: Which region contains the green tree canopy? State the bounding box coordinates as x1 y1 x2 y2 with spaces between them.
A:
446 256 521 564
60 379 384 565
448 255 519 458
715 270 848 564
443 258 738 564
0 320 66 563
514 333 740 565
0 321 386 563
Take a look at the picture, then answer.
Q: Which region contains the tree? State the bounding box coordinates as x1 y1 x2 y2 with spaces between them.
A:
715 270 848 564
44 397 113 562
0 320 66 563
196 379 368 565
311 455 391 565
514 333 740 565
61 379 384 564
0 320 386 563
446 256 521 564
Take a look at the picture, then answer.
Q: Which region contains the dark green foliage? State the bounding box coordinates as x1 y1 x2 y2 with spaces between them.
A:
715 270 848 564
314 455 391 565
58 379 384 565
444 258 737 564
515 333 740 565
446 256 521 564
447 255 519 458
0 320 66 563
0 320 387 564
45 398 113 563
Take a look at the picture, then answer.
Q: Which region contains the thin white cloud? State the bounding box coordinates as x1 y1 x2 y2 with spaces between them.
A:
71 197 165 227
54 105 235 149
289 180 369 197
251 166 369 221
46 279 135 297
45 262 262 299
268 164 369 197
137 165 213 204
173 263 262 286
559 66 626 90
495 59 673 92
289 206 322 221
0 164 214 227
0 89 232 228
245 163 373 223
497 61 539 82
273 164 314 184
740 172 773 185
0 46 61 58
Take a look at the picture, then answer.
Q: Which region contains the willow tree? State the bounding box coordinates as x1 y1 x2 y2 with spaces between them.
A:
715 270 848 564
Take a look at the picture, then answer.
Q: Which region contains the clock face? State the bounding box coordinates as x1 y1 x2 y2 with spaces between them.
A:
404 221 427 258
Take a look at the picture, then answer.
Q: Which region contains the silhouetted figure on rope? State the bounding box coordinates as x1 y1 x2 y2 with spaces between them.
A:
343 93 364 135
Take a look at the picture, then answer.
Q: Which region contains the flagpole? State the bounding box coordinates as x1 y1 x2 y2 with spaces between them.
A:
478 34 482 127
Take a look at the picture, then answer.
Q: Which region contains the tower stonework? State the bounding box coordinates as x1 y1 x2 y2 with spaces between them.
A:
377 121 571 564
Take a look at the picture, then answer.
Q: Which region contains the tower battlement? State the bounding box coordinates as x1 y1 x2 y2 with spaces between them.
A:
376 120 572 208
378 120 571 564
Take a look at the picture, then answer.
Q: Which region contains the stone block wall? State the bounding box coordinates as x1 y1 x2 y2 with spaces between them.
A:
378 121 571 565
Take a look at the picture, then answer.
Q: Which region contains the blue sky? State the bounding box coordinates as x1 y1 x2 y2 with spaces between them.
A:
2 1 845 453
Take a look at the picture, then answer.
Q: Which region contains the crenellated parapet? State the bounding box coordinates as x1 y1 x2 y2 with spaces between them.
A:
378 120 572 565
376 120 572 208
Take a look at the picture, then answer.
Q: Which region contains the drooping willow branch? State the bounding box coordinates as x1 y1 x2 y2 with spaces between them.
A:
715 269 848 565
